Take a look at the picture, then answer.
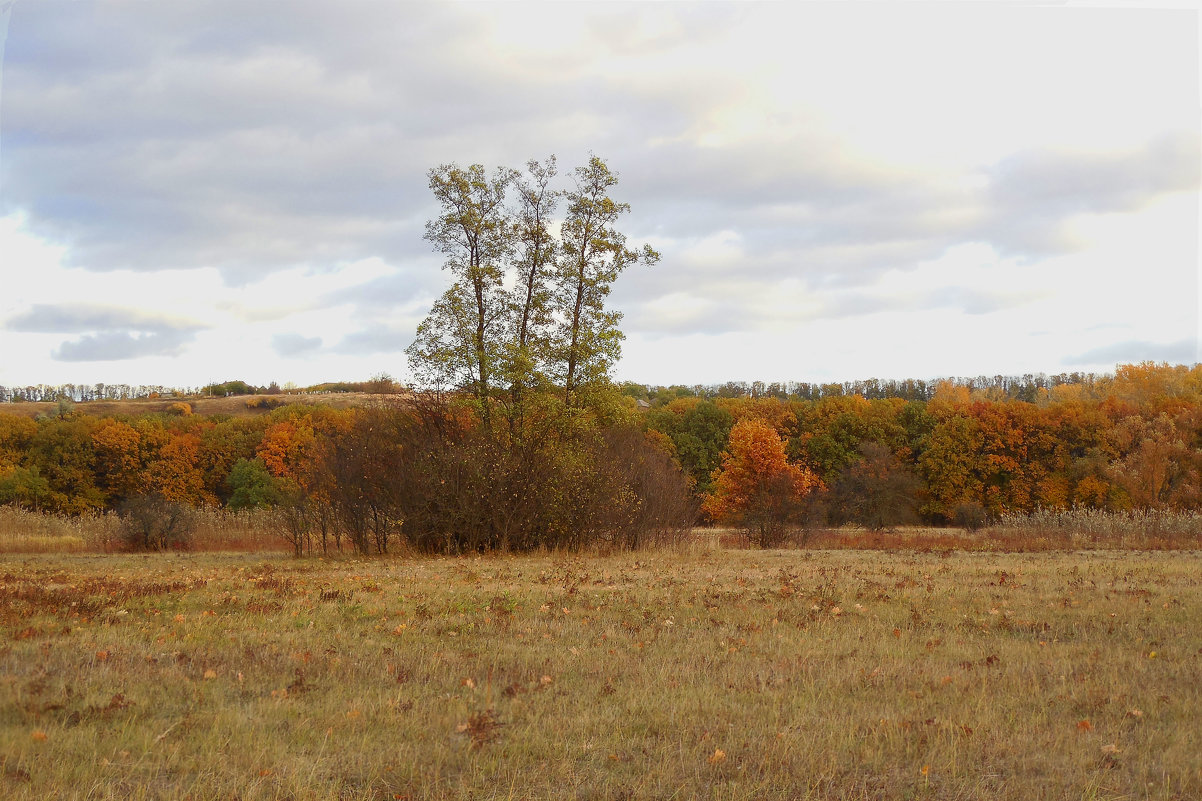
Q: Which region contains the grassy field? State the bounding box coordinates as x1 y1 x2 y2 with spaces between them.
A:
0 391 391 419
0 547 1199 800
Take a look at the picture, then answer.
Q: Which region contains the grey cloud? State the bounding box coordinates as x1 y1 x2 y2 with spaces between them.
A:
2 0 1197 353
53 330 194 361
4 303 206 362
5 304 204 333
1067 339 1199 367
272 333 323 357
331 325 411 355
321 265 443 312
978 134 1200 258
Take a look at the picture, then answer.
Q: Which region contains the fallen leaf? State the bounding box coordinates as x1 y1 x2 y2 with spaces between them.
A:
707 748 726 764
1077 719 1092 732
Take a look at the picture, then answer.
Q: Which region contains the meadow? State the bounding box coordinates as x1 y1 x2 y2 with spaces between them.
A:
1 544 1199 800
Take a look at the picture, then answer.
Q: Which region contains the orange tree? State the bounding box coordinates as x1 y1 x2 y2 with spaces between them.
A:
702 418 819 547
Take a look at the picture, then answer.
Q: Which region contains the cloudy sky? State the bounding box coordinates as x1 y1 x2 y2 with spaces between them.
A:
0 1 1198 390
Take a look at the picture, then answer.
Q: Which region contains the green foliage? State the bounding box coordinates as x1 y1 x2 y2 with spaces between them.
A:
406 156 658 423
24 416 106 514
203 380 256 396
918 414 985 522
646 400 734 495
226 457 286 511
0 466 52 511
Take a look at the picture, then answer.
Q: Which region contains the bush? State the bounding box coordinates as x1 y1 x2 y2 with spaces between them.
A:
830 442 921 531
304 399 695 555
118 494 195 551
226 458 285 510
167 402 192 416
245 397 286 411
954 501 988 532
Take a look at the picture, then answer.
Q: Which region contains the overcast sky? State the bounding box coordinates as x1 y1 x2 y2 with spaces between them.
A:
1 1 1199 390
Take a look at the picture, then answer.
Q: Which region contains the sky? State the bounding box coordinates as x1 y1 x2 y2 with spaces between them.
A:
0 1 1199 390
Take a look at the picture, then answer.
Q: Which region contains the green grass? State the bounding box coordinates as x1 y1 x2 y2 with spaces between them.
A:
1 547 1200 800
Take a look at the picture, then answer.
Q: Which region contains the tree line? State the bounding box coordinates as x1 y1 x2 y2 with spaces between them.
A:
645 361 1202 543
0 371 1105 407
0 376 406 404
2 361 1201 546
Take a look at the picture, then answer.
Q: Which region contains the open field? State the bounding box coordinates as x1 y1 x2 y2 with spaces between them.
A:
0 392 394 420
1 548 1199 800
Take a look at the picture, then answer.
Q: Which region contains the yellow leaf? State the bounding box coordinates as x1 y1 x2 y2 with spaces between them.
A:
707 748 726 764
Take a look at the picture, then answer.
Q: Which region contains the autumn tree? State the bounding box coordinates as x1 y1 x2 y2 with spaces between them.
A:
703 418 819 547
830 442 921 530
91 419 143 502
918 413 985 522
142 432 214 506
504 157 560 428
553 157 659 406
406 163 515 427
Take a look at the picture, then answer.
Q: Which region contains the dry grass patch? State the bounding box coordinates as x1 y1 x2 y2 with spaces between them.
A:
0 548 1199 800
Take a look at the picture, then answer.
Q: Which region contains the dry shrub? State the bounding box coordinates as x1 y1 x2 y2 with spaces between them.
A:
0 507 122 553
954 502 989 532
244 396 286 411
989 507 1202 550
306 400 695 555
118 494 196 551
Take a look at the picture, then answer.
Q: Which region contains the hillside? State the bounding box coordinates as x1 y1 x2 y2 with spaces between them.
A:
0 391 402 419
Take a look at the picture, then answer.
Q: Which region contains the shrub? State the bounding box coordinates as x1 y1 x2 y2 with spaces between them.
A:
303 399 695 555
226 458 285 510
245 397 286 411
167 402 192 416
118 493 195 551
830 442 921 531
954 501 988 532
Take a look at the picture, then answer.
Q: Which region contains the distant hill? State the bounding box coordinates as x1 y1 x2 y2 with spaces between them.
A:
0 391 404 419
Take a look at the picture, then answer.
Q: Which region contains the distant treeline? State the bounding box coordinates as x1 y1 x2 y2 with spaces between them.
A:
621 371 1104 405
1 371 1102 405
0 374 403 403
2 361 1201 523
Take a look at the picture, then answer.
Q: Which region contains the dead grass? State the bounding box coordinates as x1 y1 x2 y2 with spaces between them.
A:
0 392 395 419
0 508 290 554
0 548 1198 799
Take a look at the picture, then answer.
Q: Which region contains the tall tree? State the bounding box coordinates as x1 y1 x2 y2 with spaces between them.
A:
408 156 657 417
406 163 516 426
504 157 560 427
554 157 659 406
